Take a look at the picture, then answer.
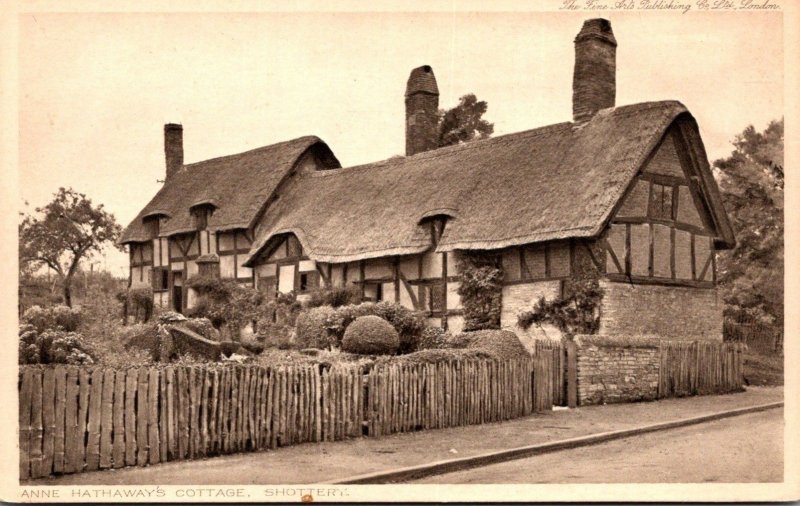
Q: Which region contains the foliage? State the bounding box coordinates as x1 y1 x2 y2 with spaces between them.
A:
456 252 504 331
186 275 264 335
369 301 426 353
341 316 400 355
295 305 343 350
714 119 783 333
119 322 161 360
417 326 453 350
182 317 220 341
454 329 529 359
517 279 604 337
293 301 426 352
125 287 155 323
304 285 361 309
21 304 82 333
255 291 303 343
437 94 495 148
375 348 493 365
18 187 122 307
18 324 95 365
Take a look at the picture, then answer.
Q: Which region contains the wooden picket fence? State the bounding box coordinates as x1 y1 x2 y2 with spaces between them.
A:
657 341 744 398
19 355 553 480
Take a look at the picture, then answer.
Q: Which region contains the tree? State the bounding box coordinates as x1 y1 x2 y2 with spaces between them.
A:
713 119 783 328
19 188 122 307
437 94 494 148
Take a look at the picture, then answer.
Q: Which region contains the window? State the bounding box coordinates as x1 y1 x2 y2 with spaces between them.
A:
363 282 383 302
143 216 160 239
258 275 277 298
299 271 319 293
152 267 169 291
649 183 674 220
418 282 445 314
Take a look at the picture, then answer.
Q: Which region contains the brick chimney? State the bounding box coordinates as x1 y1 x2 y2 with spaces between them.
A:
572 19 617 123
164 123 183 181
405 65 440 156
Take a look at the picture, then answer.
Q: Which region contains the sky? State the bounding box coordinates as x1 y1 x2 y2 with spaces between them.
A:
16 8 783 278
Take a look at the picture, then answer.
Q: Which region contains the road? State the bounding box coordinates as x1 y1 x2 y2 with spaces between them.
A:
414 408 783 483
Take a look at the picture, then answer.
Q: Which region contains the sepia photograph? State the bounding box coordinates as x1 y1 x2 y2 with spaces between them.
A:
2 0 795 502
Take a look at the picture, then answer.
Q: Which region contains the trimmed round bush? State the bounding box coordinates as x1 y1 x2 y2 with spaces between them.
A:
458 329 529 359
341 316 400 355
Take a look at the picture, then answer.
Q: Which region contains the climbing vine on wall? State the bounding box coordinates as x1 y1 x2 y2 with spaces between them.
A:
517 241 605 337
456 252 504 331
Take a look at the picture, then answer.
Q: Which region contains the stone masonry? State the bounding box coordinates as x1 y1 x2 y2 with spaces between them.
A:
599 280 723 340
575 336 660 405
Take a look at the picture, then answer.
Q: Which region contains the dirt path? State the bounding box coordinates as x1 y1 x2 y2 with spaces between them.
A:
24 387 782 486
415 408 784 483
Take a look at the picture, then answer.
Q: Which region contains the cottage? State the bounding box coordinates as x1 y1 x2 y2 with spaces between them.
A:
119 19 735 341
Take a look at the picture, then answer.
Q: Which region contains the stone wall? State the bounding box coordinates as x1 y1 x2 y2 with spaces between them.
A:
501 281 564 349
599 280 723 340
575 335 660 405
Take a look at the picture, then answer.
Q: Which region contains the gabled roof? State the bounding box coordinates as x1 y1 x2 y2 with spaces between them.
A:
246 100 734 265
119 136 338 244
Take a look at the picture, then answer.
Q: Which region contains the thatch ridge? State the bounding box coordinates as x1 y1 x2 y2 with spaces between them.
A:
247 100 721 265
119 135 330 244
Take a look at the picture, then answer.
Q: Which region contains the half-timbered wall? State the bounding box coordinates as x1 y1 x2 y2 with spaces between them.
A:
499 241 574 343
252 231 464 329
129 227 254 313
594 129 723 340
601 131 717 287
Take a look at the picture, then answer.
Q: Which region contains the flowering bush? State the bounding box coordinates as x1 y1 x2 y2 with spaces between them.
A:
21 305 82 333
18 325 95 365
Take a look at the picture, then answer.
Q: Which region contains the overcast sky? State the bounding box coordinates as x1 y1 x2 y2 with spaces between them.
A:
17 8 783 277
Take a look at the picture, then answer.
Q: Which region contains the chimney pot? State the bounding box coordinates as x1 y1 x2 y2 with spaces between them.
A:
164 123 183 181
572 18 617 123
405 65 440 156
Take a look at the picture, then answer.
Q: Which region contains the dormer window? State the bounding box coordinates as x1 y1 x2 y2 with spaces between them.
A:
142 211 170 239
143 216 160 239
190 202 217 231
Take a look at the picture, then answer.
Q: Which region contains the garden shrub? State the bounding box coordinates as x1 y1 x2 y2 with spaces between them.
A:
182 317 220 341
119 322 161 359
296 305 343 349
370 301 426 353
417 326 452 350
304 285 361 309
297 301 426 353
456 329 529 359
18 324 95 365
125 287 154 323
456 253 504 331
186 275 264 335
376 348 493 365
22 305 82 333
240 341 265 355
341 315 400 355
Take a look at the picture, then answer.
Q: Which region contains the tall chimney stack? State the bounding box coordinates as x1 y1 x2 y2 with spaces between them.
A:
405 65 440 156
164 123 183 181
572 19 617 123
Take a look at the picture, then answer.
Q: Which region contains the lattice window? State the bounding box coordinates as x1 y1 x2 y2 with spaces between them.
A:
649 183 674 220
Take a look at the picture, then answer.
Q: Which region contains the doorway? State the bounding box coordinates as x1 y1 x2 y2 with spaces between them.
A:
172 271 184 313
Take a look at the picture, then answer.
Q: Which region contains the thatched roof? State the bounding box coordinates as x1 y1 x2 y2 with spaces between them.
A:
119 136 339 243
245 100 735 265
